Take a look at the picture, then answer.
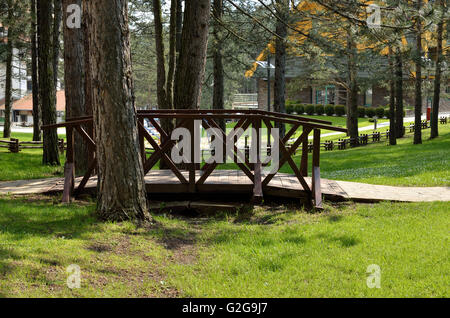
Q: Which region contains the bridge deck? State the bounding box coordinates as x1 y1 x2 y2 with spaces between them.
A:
44 170 349 201
2 171 449 203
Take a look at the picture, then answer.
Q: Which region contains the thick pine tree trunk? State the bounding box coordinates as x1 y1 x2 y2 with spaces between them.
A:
62 0 89 174
3 25 13 139
430 1 444 139
153 0 168 112
31 0 41 141
153 0 175 170
213 0 225 132
388 46 396 145
166 0 177 109
38 0 60 165
414 0 423 145
395 50 404 138
53 0 62 89
87 0 150 222
173 0 210 109
176 0 183 58
82 0 94 168
346 33 359 142
274 0 288 139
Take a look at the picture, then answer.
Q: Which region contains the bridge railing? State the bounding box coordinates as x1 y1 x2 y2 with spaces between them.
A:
43 109 347 209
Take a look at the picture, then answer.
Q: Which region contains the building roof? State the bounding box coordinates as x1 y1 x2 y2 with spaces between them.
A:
0 90 66 112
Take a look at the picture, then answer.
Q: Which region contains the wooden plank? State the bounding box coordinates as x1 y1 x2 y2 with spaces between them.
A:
300 128 309 176
312 129 323 209
62 127 75 203
138 117 146 162
138 122 188 184
62 163 74 203
252 118 263 203
74 159 97 196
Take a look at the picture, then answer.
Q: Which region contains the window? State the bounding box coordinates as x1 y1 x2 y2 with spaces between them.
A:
365 89 373 107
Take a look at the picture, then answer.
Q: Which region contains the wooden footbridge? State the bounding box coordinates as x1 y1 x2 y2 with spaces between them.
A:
43 110 347 209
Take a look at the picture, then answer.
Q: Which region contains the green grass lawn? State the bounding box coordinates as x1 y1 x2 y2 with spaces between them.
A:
0 132 66 181
0 196 447 297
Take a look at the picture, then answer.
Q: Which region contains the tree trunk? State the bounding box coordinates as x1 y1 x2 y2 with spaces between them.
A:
53 0 62 90
274 0 288 139
173 0 210 110
430 0 444 139
176 0 183 58
3 24 13 139
167 0 177 109
82 0 94 167
346 32 359 142
38 0 60 165
63 0 89 174
414 0 423 145
153 0 168 111
153 0 174 170
388 46 396 145
31 0 41 141
395 50 404 138
213 0 225 132
87 0 150 222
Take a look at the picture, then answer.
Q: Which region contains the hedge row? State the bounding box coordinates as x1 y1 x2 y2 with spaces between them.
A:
286 101 398 119
286 103 347 117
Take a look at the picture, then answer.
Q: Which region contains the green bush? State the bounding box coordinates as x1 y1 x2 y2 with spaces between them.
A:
375 107 385 118
335 105 346 116
325 104 334 116
385 109 391 119
294 104 304 115
286 104 294 114
366 108 376 118
305 104 315 115
357 107 366 118
315 105 325 115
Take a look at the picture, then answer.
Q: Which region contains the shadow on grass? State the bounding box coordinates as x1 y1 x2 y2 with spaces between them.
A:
0 199 97 242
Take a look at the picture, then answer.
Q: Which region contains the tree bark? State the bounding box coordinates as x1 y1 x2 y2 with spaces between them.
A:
38 0 60 165
82 0 95 167
395 50 404 138
176 0 183 58
388 46 396 145
62 0 89 174
173 0 210 110
414 0 423 145
213 0 225 132
346 31 359 142
153 0 174 170
430 0 444 139
53 0 62 90
87 0 150 222
167 0 177 109
3 21 13 139
274 0 289 139
31 0 41 141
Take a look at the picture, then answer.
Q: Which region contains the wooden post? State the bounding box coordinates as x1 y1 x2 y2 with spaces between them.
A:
189 119 196 193
300 129 309 176
62 126 75 203
311 129 323 209
252 117 263 203
138 117 145 163
9 138 19 153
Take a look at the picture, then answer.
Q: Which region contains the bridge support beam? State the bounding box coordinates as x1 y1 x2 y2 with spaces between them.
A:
312 129 323 209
